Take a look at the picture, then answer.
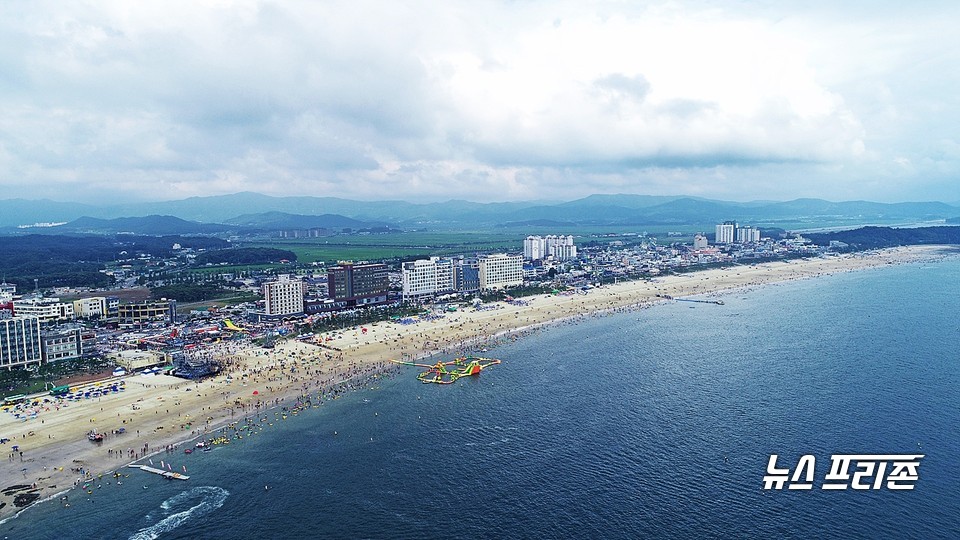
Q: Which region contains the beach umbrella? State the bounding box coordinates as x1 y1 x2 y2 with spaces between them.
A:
252 390 259 395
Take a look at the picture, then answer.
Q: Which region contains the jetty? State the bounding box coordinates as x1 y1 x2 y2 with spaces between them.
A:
128 464 190 480
656 294 724 305
675 298 724 305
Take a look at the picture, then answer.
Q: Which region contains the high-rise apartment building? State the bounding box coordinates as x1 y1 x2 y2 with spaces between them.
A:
715 221 761 244
523 236 545 260
524 235 577 261
736 226 761 244
715 221 737 244
693 234 709 250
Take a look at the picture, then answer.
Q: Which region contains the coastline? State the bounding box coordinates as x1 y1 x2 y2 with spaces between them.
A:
0 245 955 523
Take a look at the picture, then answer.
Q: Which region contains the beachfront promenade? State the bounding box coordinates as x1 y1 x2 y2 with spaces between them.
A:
0 246 949 520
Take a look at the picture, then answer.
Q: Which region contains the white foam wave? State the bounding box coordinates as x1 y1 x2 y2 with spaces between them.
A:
0 486 73 527
129 486 229 540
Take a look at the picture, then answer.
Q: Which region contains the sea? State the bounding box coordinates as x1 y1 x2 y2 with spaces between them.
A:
2 255 959 539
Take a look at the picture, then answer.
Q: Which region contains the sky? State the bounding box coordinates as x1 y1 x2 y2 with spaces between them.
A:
1 1 958 205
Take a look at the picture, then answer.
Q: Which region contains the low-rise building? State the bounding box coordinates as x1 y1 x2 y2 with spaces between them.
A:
117 299 177 325
109 350 171 371
0 283 13 303
41 327 83 362
72 296 120 319
72 296 118 319
12 298 74 323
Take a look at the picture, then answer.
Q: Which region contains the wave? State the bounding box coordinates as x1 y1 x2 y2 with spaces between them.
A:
129 486 229 540
0 487 73 527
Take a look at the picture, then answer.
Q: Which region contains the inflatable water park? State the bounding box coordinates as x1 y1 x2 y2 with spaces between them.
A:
390 356 501 385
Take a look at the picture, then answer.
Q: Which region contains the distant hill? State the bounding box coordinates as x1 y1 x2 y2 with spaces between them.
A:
0 193 957 230
0 198 101 227
223 211 382 230
629 198 743 224
108 192 546 225
557 193 705 209
50 215 232 235
496 219 578 228
750 199 958 220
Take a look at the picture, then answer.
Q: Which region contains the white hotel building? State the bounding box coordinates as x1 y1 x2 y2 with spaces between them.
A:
478 254 523 290
263 274 306 316
402 257 456 301
0 316 43 370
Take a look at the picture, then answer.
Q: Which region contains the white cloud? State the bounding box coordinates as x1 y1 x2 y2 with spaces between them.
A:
0 0 957 204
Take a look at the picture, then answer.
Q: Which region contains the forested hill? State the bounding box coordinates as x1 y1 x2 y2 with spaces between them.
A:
0 234 229 290
806 226 960 250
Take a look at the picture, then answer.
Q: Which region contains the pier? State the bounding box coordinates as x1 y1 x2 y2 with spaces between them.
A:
129 464 190 480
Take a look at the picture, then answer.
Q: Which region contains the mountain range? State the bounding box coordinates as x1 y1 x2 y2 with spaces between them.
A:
1 192 958 233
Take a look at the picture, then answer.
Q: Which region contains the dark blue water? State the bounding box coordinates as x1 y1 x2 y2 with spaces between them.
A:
3 257 959 539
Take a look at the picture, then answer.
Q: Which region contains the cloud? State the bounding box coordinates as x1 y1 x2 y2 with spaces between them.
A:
0 1 957 204
593 73 651 110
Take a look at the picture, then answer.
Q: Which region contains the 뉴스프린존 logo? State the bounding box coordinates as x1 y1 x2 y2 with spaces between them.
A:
763 454 923 490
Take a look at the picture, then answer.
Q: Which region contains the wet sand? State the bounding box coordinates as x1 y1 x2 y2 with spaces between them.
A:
0 245 951 521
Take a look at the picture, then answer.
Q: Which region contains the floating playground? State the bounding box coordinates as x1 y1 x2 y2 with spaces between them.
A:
390 356 501 385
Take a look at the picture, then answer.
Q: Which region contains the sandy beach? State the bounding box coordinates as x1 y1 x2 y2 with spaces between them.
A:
0 245 952 521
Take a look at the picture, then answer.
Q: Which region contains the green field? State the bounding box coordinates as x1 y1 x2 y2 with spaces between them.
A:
190 263 279 275
241 231 529 264
237 226 724 265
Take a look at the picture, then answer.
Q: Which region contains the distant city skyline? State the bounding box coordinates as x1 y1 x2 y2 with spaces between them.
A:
1 1 958 205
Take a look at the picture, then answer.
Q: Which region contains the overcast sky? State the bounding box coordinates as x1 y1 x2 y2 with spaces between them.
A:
1 1 958 204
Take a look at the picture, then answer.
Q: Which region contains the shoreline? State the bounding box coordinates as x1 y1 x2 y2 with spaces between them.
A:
1 245 956 523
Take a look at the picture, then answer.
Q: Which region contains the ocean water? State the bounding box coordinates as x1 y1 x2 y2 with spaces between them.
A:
3 257 959 539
